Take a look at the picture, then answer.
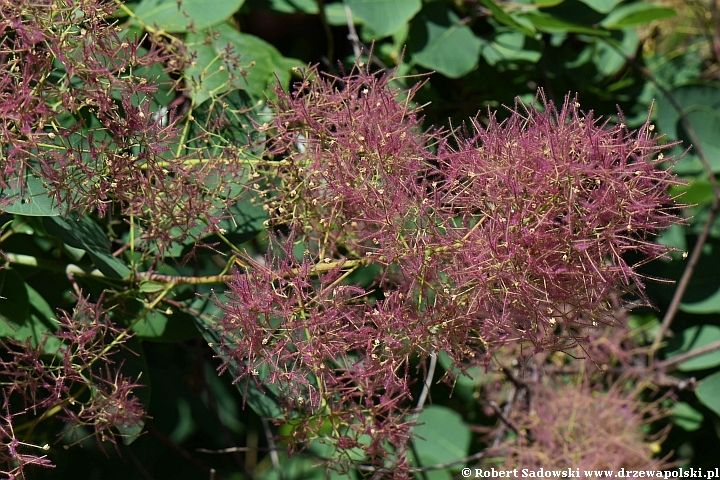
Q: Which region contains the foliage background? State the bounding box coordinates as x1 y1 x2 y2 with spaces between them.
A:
2 0 720 478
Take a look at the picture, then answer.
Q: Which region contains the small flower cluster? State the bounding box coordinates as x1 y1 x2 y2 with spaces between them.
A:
0 295 146 476
216 242 415 474
1 0 251 247
217 67 684 476
433 97 681 352
483 380 671 473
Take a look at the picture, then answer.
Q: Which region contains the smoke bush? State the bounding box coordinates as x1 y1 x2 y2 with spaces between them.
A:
215 67 684 476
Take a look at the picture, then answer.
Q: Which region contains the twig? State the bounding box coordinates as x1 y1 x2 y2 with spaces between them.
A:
499 364 528 390
261 417 282 474
138 258 367 285
343 1 362 61
391 351 437 478
145 422 216 475
197 446 268 454
487 400 522 437
656 338 720 371
410 351 437 425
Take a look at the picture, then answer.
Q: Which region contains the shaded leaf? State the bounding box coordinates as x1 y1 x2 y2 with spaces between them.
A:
521 11 610 36
191 297 284 419
482 31 542 66
115 336 151 445
672 401 704 431
408 5 483 78
696 370 720 418
534 0 564 6
602 4 677 29
666 325 720 371
43 215 131 279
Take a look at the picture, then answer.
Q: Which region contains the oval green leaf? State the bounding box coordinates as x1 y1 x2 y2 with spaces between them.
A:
602 4 677 29
43 215 132 279
1 174 61 217
578 0 622 13
185 24 301 105
656 85 720 173
133 0 245 33
408 5 483 78
696 370 720 418
672 401 704 431
666 325 720 371
347 0 421 38
413 405 471 465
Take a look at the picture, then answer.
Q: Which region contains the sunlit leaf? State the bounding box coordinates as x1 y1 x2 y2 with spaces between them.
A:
1 174 61 217
413 405 471 464
347 0 421 37
132 0 244 33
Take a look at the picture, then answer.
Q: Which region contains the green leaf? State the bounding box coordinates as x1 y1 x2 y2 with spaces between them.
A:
247 0 317 14
593 30 638 77
43 215 132 279
121 295 199 341
521 11 610 36
479 0 536 37
346 0 421 37
437 351 486 387
0 268 29 325
679 275 720 314
672 401 704 431
1 174 61 217
666 325 720 371
534 0 564 6
0 269 30 331
413 405 471 465
578 0 623 14
601 4 677 29
203 362 244 433
139 281 167 293
670 180 714 207
132 0 244 33
482 31 542 66
656 85 720 173
408 5 483 78
0 272 60 348
185 24 301 105
696 370 720 418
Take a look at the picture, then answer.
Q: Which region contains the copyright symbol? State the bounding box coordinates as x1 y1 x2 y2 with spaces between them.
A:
462 468 471 478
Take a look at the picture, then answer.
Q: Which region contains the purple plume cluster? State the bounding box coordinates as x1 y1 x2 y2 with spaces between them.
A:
217 67 684 475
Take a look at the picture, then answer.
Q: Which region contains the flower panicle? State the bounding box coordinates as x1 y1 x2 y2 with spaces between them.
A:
217 67 685 476
1 0 254 250
0 293 147 466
